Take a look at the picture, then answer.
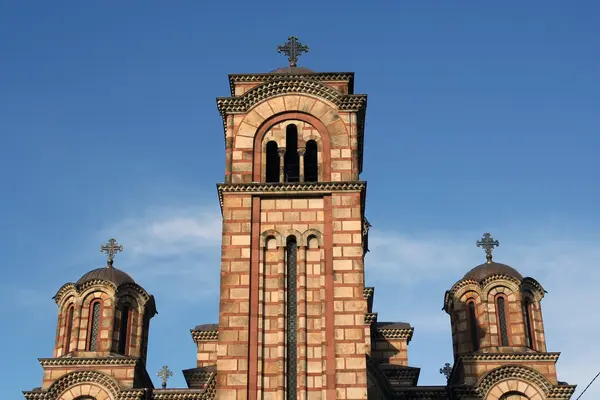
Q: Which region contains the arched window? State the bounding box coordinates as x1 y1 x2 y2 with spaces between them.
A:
284 125 299 182
265 141 280 183
286 236 298 398
118 306 130 355
467 301 479 351
523 299 535 350
140 311 150 361
87 301 102 351
304 140 318 182
496 296 510 346
64 304 74 353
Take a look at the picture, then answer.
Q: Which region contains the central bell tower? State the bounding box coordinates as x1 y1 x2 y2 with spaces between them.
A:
214 37 369 400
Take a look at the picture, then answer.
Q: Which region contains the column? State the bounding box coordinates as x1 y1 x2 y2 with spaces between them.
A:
278 148 286 183
298 147 306 183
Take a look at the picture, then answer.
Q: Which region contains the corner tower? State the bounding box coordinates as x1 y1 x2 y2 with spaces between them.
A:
213 37 369 400
23 239 157 400
443 233 576 400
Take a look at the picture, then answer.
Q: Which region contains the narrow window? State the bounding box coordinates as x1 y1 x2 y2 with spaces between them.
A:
467 301 479 351
286 237 298 398
304 140 318 182
118 306 130 354
88 301 101 351
284 125 299 182
523 299 535 349
64 305 74 353
497 296 509 346
265 141 280 183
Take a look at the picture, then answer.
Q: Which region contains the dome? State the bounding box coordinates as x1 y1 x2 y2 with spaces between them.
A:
76 266 135 286
270 66 314 74
463 262 523 281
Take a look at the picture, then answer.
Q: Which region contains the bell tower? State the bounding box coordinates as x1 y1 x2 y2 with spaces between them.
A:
213 37 369 399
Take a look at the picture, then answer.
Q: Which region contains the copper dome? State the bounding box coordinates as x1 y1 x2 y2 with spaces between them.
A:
76 266 135 286
463 262 523 281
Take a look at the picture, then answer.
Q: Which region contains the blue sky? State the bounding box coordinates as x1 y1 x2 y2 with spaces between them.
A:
1 1 599 398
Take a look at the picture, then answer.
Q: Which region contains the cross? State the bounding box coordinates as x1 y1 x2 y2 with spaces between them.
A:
100 238 123 267
439 362 453 381
476 232 499 263
277 36 309 67
157 365 173 389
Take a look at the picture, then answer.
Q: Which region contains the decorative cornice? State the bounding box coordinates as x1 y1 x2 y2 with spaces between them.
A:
378 364 421 386
460 352 561 363
117 389 147 400
217 181 366 210
363 287 374 299
377 327 414 342
190 329 218 343
152 389 204 400
217 78 366 118
227 72 355 97
183 366 216 389
393 386 449 399
365 312 378 325
39 356 140 367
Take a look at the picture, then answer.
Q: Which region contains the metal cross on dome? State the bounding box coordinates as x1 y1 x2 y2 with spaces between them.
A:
439 362 452 381
157 365 173 389
476 232 499 263
100 238 123 267
277 36 309 67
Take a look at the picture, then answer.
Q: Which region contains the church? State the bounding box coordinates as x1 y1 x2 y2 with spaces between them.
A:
23 37 576 400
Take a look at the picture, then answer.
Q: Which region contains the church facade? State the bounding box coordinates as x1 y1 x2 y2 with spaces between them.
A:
24 38 576 400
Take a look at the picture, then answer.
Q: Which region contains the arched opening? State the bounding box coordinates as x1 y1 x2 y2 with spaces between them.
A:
496 295 510 346
523 299 535 350
284 125 299 182
64 304 74 353
467 300 479 351
87 301 102 351
265 141 280 183
117 306 130 355
500 391 528 400
304 140 318 182
286 236 298 398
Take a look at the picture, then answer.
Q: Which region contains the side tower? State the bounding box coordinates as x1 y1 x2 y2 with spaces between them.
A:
215 37 369 400
443 233 576 400
23 239 157 400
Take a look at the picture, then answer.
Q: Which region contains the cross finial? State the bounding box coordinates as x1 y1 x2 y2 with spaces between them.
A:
100 238 123 267
439 362 453 381
157 365 173 389
476 233 499 263
277 36 309 67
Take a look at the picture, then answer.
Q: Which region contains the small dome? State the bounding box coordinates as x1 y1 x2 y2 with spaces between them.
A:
76 266 135 286
270 66 314 74
463 262 523 281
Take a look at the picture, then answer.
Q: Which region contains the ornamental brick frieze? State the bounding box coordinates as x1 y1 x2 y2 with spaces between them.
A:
475 364 555 398
227 72 355 96
365 312 378 325
190 329 218 343
460 352 561 362
377 327 415 342
216 78 366 118
39 357 140 367
23 370 122 400
217 181 366 209
53 279 153 307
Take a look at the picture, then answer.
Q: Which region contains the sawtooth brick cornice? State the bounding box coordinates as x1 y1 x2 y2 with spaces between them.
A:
217 181 366 210
227 72 355 97
39 356 140 367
